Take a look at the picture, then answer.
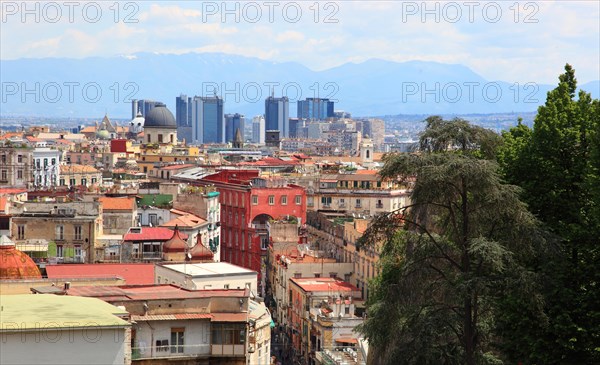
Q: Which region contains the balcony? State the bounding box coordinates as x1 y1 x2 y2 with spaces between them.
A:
131 344 211 360
131 252 162 260
375 203 384 208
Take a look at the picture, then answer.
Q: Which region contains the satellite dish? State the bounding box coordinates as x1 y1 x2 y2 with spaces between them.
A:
186 253 192 260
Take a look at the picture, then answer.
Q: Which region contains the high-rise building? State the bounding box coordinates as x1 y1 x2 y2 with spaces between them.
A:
191 96 225 144
297 98 335 120
225 113 245 143
133 99 161 118
252 116 265 145
176 95 192 127
176 95 193 143
265 95 289 138
361 118 385 152
288 118 306 139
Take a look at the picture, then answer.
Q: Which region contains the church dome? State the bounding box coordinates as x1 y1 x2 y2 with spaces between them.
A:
0 236 42 280
163 226 187 253
144 103 176 128
188 235 214 261
96 129 111 139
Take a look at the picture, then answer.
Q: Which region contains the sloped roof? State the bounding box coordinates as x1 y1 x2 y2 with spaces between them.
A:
99 196 136 211
123 227 187 242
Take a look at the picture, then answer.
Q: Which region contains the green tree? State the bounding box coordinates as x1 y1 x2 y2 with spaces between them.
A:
497 64 600 363
358 118 543 365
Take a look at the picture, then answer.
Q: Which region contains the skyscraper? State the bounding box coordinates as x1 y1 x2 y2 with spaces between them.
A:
265 95 289 139
176 95 192 127
191 96 225 144
176 95 193 143
297 98 335 120
252 115 265 145
225 113 245 143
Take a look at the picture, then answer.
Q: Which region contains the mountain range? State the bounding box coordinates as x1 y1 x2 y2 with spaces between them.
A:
1 53 598 119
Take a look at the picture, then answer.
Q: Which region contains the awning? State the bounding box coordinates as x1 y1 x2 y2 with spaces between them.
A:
131 313 212 321
335 338 358 344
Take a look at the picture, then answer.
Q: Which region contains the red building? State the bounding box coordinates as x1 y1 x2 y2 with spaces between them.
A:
201 170 306 295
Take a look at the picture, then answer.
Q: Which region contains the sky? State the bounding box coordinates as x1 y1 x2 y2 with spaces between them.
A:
1 1 599 84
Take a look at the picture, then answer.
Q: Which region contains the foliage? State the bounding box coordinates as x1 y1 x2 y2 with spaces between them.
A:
496 64 600 364
358 118 544 365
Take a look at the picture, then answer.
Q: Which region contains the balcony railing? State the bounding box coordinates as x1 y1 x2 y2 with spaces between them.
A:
131 252 162 260
131 344 211 360
375 203 384 208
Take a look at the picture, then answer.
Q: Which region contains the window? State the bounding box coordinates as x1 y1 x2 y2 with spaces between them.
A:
314 273 321 278
147 135 151 143
1 170 7 181
170 328 184 353
294 273 301 279
69 178 76 186
149 214 158 227
345 306 350 315
81 178 87 186
307 197 314 207
43 158 48 167
17 169 23 179
268 195 275 205
211 323 246 345
261 236 268 250
59 178 65 186
295 195 301 205
74 225 82 240
224 284 230 289
158 134 164 143
376 199 383 208
321 197 332 207
17 154 22 163
355 199 362 208
156 340 169 352
1 155 5 164
56 245 64 258
281 195 287 205
55 225 64 240
17 225 25 240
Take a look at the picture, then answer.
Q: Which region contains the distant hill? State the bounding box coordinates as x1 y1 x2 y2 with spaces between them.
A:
1 53 598 118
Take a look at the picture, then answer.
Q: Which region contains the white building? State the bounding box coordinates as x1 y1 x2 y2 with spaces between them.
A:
252 115 265 145
0 294 130 365
32 147 61 189
155 262 258 294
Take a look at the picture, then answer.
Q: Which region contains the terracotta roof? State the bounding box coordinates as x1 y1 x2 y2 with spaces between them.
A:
0 132 23 140
189 235 214 261
355 170 378 175
99 196 135 211
25 136 41 142
0 235 42 279
0 188 27 195
80 126 97 133
162 213 206 228
46 263 154 285
0 197 7 213
163 226 187 253
290 277 360 293
61 164 99 174
123 227 187 242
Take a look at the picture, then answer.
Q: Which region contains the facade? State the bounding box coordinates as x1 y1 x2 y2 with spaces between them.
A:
32 147 61 189
98 196 138 235
0 146 33 187
288 277 362 364
60 164 102 188
360 119 385 152
251 115 266 145
66 284 270 365
0 295 130 365
197 170 307 296
172 187 221 261
297 98 335 120
268 245 354 327
10 200 103 264
155 262 258 293
225 113 245 143
191 96 225 144
265 95 289 138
